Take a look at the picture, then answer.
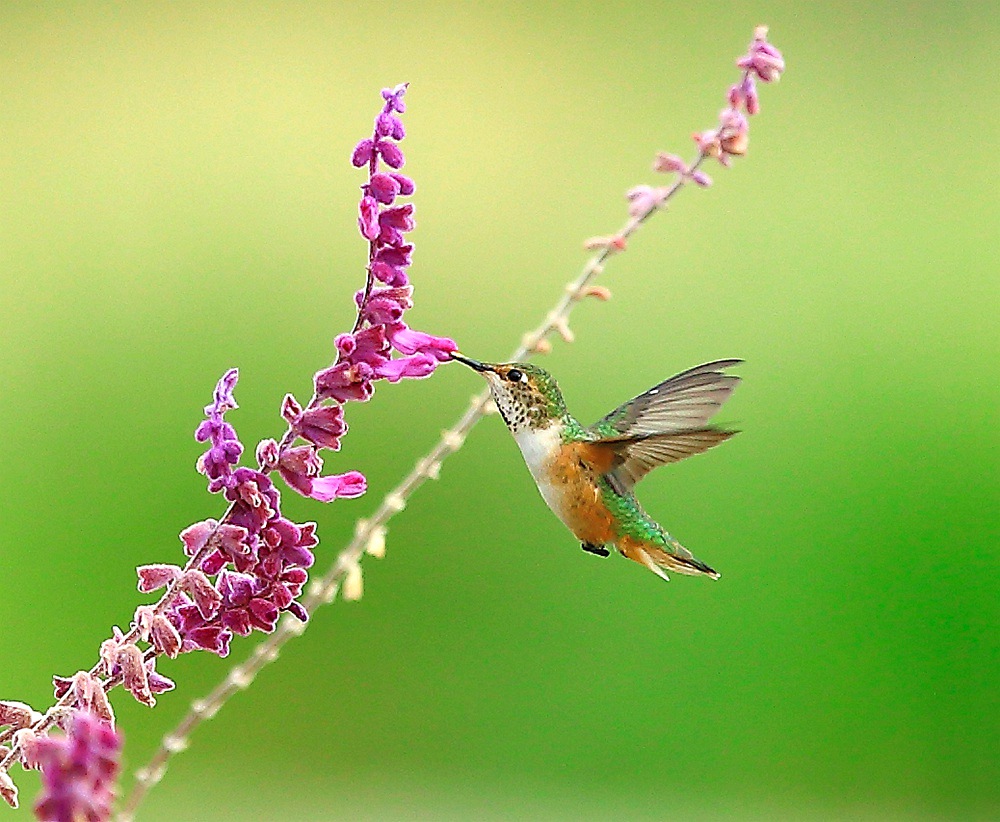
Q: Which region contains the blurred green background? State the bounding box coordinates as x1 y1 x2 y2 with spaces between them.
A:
1 2 996 820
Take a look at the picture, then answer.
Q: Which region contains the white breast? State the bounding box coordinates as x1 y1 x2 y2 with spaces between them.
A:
512 425 565 515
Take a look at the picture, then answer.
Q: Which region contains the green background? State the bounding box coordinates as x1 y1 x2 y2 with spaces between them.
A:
1 3 996 820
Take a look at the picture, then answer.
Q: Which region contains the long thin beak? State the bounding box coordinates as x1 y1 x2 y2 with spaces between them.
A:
449 352 491 372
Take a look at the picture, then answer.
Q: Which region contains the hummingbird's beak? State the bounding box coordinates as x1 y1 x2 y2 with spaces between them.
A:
449 352 491 373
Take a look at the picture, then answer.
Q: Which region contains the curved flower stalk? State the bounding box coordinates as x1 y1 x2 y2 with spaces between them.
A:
118 25 785 819
0 83 455 818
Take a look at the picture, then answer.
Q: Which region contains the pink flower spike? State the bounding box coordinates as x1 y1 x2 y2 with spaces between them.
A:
307 470 367 502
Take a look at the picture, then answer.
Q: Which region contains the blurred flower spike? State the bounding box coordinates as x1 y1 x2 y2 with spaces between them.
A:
693 26 784 168
27 710 122 822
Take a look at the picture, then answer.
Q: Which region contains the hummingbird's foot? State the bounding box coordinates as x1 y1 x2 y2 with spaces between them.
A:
581 542 610 558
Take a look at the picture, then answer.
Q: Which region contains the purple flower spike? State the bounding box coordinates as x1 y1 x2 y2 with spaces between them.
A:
264 81 457 507
195 369 245 493
32 711 121 822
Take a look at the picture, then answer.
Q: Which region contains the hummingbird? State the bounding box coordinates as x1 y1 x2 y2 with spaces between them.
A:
450 353 741 582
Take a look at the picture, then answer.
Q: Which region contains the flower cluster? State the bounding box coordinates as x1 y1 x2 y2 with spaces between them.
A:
22 710 121 822
592 25 784 230
128 369 320 666
315 83 456 409
691 25 785 176
0 80 458 819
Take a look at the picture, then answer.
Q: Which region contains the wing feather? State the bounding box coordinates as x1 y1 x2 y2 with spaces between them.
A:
599 428 738 487
589 360 742 489
592 359 742 438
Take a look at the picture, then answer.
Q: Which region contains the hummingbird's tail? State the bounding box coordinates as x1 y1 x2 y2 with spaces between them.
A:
617 536 720 582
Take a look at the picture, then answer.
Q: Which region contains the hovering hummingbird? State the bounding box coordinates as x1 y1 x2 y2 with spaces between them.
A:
450 354 741 582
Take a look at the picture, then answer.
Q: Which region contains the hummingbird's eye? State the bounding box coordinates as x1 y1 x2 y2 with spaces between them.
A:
506 369 523 383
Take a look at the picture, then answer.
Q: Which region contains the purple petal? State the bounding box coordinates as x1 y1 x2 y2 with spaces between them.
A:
136 564 182 593
287 601 309 622
376 139 405 169
375 353 438 382
358 195 380 240
386 324 457 360
369 172 401 204
351 138 375 167
381 83 407 113
390 173 415 195
307 470 367 502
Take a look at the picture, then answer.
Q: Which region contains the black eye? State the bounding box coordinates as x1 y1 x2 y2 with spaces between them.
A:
506 369 523 383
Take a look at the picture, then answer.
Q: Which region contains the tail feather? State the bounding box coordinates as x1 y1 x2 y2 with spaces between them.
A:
618 537 720 581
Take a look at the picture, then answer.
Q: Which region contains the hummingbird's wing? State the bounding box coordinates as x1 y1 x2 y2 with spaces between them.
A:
591 359 741 438
597 429 738 489
588 359 741 489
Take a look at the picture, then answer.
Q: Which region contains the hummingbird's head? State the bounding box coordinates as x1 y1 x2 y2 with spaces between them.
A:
450 353 567 433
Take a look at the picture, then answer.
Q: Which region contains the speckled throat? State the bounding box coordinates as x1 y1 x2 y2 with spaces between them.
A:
488 380 560 435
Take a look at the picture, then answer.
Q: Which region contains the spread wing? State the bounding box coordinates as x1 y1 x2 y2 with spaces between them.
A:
589 360 741 489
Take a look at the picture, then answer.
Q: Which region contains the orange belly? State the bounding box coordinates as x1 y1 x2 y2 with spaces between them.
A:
539 441 618 546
